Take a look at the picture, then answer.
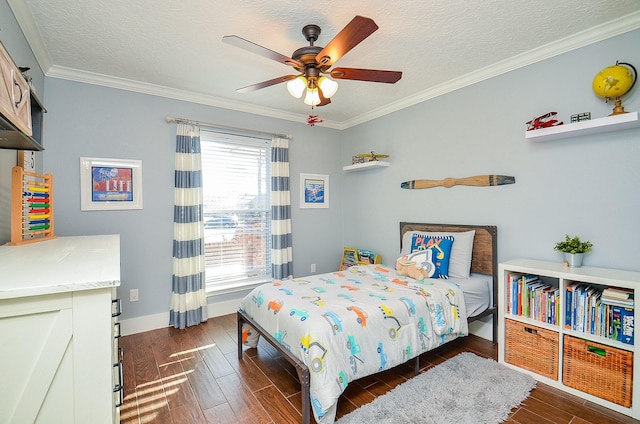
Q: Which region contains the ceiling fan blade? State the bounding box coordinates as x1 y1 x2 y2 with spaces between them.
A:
236 75 297 93
223 35 304 69
330 67 402 83
316 16 378 68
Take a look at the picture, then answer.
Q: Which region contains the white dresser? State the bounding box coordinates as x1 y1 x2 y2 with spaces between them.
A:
0 235 122 424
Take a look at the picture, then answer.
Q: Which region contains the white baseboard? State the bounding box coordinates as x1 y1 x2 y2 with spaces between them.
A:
119 298 242 336
119 311 168 336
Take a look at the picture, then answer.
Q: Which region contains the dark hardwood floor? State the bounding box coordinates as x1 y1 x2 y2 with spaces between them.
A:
119 314 639 424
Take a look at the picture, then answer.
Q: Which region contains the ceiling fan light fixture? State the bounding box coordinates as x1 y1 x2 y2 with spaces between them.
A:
287 76 307 98
318 76 338 98
303 87 321 106
225 16 402 107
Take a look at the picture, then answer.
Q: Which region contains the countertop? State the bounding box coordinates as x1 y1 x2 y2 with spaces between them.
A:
0 235 120 299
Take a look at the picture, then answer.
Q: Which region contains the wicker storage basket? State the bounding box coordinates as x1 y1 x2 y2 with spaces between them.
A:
563 335 633 407
505 319 559 379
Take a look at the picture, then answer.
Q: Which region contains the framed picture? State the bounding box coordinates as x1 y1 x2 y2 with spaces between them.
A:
80 157 143 211
300 173 329 209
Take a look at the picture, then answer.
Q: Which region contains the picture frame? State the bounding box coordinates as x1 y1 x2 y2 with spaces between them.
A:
300 173 329 209
80 157 143 211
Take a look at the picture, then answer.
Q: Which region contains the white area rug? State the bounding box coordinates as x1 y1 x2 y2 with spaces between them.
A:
335 352 536 424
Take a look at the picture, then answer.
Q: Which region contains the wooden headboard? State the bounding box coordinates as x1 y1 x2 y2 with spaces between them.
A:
399 222 497 276
399 222 498 341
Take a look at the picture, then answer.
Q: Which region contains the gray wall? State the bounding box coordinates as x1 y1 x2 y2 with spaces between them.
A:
341 29 640 273
42 79 344 320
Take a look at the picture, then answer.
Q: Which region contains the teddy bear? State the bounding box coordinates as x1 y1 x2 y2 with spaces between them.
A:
395 249 436 281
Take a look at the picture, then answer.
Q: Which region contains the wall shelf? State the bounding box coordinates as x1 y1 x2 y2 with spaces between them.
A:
525 111 640 142
343 161 390 172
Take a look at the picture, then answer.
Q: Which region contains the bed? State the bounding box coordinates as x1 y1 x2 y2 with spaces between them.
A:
237 222 497 424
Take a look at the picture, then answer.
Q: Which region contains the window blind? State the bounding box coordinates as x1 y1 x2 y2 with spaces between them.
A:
200 131 272 292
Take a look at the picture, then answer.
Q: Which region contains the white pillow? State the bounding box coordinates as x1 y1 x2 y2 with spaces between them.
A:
401 230 475 279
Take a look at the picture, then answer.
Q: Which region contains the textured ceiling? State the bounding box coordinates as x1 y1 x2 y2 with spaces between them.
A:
8 0 640 129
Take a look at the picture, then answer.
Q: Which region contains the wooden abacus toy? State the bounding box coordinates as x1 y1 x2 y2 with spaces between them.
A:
7 166 56 245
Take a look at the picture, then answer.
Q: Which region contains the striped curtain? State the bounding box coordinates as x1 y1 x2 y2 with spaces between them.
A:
271 136 293 279
169 123 208 329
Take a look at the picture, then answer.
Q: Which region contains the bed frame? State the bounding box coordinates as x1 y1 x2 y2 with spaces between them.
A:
237 222 498 424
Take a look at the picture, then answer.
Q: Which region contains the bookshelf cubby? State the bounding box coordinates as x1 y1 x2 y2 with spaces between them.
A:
498 259 640 419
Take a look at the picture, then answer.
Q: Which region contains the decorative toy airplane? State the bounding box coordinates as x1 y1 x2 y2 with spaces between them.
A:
307 115 323 126
526 112 563 131
354 151 390 161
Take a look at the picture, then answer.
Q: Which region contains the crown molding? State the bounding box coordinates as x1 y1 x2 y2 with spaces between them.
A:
46 65 345 129
342 10 640 129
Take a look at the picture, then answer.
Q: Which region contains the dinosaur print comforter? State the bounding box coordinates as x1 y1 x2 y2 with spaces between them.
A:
239 264 468 424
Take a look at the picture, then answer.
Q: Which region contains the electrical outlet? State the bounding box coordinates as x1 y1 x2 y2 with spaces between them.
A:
311 263 316 273
130 289 139 302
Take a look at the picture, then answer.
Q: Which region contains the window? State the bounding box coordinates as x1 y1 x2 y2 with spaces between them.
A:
200 131 272 293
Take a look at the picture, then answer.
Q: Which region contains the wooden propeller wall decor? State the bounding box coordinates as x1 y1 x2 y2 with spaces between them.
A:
401 175 516 189
222 16 402 106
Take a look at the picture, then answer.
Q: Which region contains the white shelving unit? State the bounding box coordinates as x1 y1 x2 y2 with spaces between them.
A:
498 258 640 419
343 161 390 172
525 111 640 142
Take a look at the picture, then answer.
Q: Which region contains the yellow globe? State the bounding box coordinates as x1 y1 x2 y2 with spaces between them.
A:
592 64 635 99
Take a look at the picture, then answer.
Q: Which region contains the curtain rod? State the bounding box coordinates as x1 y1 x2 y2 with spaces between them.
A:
165 116 291 140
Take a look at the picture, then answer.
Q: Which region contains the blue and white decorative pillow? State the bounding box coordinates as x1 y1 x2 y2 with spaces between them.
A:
410 234 454 278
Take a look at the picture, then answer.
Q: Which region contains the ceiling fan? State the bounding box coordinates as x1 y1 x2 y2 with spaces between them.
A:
222 15 402 107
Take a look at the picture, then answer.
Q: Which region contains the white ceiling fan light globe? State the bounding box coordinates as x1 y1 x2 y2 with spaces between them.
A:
287 76 307 98
304 87 321 106
318 76 338 98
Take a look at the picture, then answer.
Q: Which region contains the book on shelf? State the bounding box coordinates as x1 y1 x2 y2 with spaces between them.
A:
506 272 561 324
563 283 634 344
507 273 539 316
601 297 634 307
506 272 521 315
619 306 634 345
565 283 579 330
610 305 634 345
602 287 633 300
612 307 622 342
590 290 601 335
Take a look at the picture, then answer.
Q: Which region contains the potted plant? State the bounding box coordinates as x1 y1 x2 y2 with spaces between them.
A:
554 234 593 267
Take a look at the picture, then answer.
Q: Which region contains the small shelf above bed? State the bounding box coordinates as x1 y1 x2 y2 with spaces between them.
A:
343 161 390 172
525 111 640 142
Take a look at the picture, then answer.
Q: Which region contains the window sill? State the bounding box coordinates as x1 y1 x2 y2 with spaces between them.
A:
206 278 272 296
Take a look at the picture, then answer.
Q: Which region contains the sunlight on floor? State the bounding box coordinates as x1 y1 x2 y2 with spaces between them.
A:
121 361 199 423
119 333 232 424
169 343 217 357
